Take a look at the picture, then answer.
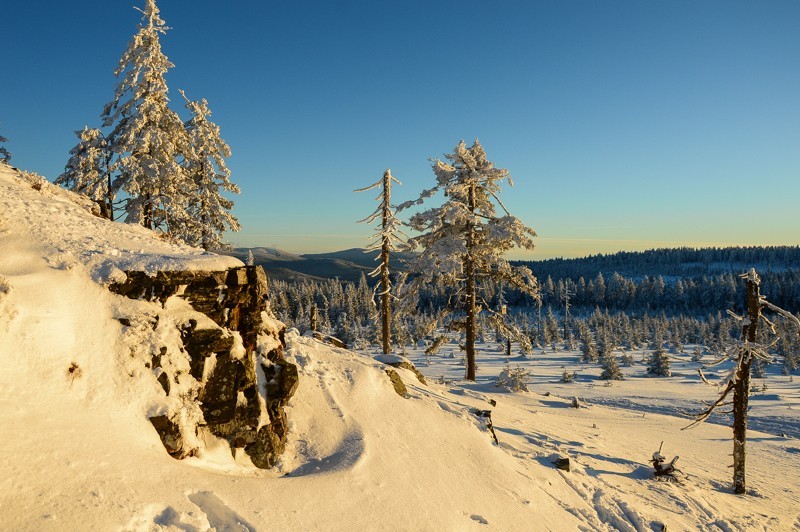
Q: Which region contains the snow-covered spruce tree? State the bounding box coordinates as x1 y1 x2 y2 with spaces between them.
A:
578 323 598 363
647 344 672 377
355 169 407 354
599 348 624 380
0 134 10 163
400 140 538 381
101 0 190 231
174 90 240 250
686 269 800 494
56 127 113 219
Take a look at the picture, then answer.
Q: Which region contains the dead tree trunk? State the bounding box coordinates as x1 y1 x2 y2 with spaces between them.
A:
102 145 114 221
356 169 403 355
379 170 392 354
465 183 477 381
733 273 760 494
310 304 317 332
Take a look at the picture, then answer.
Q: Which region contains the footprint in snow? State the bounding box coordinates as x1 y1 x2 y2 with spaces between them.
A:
187 491 256 532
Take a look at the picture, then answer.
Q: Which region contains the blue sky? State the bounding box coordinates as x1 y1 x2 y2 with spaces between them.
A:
3 1 799 259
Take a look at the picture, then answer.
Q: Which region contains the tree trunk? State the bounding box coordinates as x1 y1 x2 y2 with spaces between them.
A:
733 272 760 495
310 304 317 332
465 184 477 381
380 240 391 354
537 300 542 345
143 194 153 230
380 170 392 354
104 153 114 221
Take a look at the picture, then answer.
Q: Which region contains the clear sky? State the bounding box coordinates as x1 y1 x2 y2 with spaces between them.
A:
3 1 799 259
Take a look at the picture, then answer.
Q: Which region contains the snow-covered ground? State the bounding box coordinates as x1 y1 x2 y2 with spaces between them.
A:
384 338 800 440
2 163 800 530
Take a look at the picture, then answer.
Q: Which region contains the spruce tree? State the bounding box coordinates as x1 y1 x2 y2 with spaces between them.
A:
647 344 672 377
56 127 113 219
600 349 624 380
401 139 538 381
101 0 189 231
175 91 240 249
579 329 598 363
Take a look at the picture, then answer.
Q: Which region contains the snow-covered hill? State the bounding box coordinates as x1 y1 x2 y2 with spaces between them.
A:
1 163 799 530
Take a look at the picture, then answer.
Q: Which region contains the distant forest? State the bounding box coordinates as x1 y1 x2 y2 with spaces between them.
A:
268 246 800 320
512 246 800 315
268 246 800 374
521 246 800 280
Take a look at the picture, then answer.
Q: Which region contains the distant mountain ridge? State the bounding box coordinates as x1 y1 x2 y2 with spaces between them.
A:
226 245 800 283
226 247 416 282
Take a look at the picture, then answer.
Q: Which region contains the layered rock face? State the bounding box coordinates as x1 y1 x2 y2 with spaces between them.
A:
110 266 298 469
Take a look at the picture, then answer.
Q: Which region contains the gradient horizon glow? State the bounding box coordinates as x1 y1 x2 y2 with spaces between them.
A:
3 1 798 259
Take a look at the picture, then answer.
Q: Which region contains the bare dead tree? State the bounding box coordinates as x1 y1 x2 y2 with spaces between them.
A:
684 268 800 494
355 169 407 354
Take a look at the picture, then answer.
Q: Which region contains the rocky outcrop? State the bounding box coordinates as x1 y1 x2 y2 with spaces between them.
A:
385 368 408 397
109 265 297 469
374 354 427 385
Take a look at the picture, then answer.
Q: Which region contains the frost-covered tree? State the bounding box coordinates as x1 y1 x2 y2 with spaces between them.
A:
0 134 10 163
174 91 240 249
578 323 598 363
401 139 538 381
647 344 672 377
355 169 407 354
600 350 624 380
101 0 189 231
56 127 113 219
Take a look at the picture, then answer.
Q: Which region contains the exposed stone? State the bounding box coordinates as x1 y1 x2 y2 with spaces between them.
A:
246 424 284 469
554 457 571 472
385 368 407 397
110 265 298 469
311 331 346 349
149 415 188 458
388 361 427 385
262 361 299 401
180 320 235 380
156 371 170 395
374 354 427 385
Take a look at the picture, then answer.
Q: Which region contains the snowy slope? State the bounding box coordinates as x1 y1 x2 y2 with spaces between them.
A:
1 163 800 530
0 165 242 283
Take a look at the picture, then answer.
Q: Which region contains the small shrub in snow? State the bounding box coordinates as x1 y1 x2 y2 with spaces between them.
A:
496 365 530 392
67 362 83 383
751 357 767 378
691 345 704 362
561 367 577 383
20 170 46 191
0 276 11 295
